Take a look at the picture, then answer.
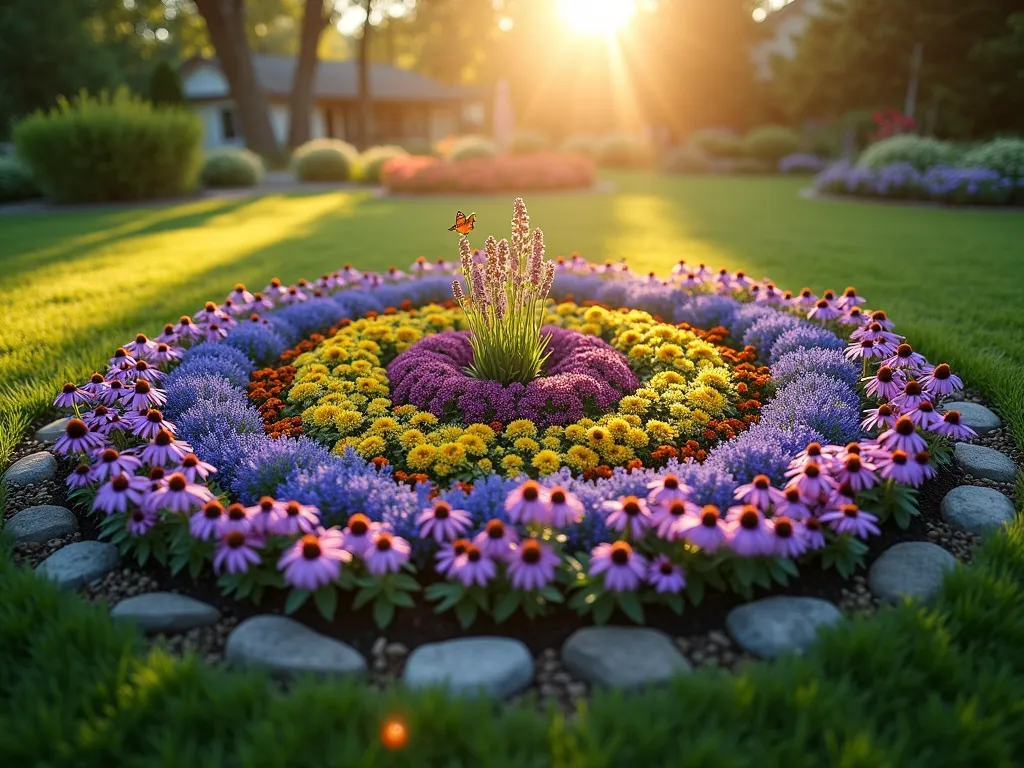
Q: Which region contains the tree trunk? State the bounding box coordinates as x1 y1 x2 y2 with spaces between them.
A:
193 0 280 161
356 0 373 149
288 0 329 148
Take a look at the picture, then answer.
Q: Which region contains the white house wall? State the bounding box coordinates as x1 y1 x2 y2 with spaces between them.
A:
182 65 231 100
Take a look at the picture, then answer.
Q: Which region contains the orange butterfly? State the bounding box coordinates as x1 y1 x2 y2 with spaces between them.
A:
448 211 477 235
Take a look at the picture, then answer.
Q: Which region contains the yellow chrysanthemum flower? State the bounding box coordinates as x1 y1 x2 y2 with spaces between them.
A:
605 417 631 440
625 428 650 448
368 417 401 436
407 444 438 470
322 346 349 362
565 444 599 471
541 435 562 451
695 367 732 391
465 423 496 443
512 437 539 455
319 393 351 406
580 323 603 337
564 424 587 443
366 398 392 416
618 395 650 415
532 450 561 475
351 359 373 374
393 404 419 418
501 454 525 477
410 412 438 427
433 462 452 477
505 419 538 439
655 343 684 364
686 385 727 413
457 434 488 456
477 458 493 472
628 344 653 361
399 429 426 449
438 442 467 465
356 435 386 457
309 404 341 427
650 371 686 389
605 444 634 463
586 426 612 448
288 382 323 403
645 419 677 442
395 326 422 343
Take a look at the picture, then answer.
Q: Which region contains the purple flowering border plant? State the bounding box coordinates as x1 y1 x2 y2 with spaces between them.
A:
49 214 973 631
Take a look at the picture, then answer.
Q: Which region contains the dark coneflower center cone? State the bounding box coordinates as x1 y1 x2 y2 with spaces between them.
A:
610 541 632 564
739 509 760 530
301 536 321 559
66 419 87 439
520 540 541 563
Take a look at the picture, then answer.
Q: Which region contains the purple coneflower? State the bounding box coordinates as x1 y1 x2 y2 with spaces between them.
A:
862 402 898 432
800 516 826 550
342 513 377 555
173 453 217 482
474 518 520 560
890 380 929 411
864 366 905 401
216 502 254 536
144 472 213 514
647 473 690 508
108 347 137 370
122 379 166 411
836 286 866 311
54 382 93 409
81 373 109 398
792 463 837 505
123 333 157 361
195 301 231 326
602 495 652 539
54 418 105 455
214 529 262 575
155 323 179 345
246 496 287 535
93 473 149 515
832 454 878 493
131 408 175 440
417 500 471 543
228 283 255 307
839 306 866 326
676 504 730 551
507 539 560 591
364 529 411 575
774 486 811 520
268 499 321 536
435 538 470 576
126 506 158 536
589 541 648 592
190 500 226 540
67 463 93 489
882 343 928 373
913 450 938 484
820 504 880 539
876 449 925 486
279 529 351 590
263 276 287 298
174 315 203 340
931 410 977 440
651 499 698 541
95 379 127 406
877 415 927 455
907 399 942 430
647 555 686 594
126 359 164 383
787 442 827 476
733 474 785 512
448 544 496 587
547 486 584 528
279 285 308 305
808 298 840 321
726 504 774 556
89 448 142 482
505 480 551 525
140 429 192 466
249 292 274 312
714 269 734 294
203 322 228 342
921 363 963 397
845 337 888 362
768 516 807 558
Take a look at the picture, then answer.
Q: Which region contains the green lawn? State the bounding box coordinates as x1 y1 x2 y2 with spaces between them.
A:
2 172 1024 466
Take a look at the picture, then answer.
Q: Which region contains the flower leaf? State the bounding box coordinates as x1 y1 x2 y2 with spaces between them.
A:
492 591 521 624
284 589 310 615
372 596 396 629
616 592 645 625
313 587 338 621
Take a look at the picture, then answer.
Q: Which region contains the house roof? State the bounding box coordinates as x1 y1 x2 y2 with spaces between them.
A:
181 54 483 102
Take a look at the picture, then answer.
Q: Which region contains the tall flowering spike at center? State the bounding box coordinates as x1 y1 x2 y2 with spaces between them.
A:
451 197 556 385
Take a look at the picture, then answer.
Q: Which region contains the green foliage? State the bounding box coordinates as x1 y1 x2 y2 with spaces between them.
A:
743 125 801 164
559 133 600 158
148 60 185 107
594 133 654 169
292 138 359 182
508 130 551 155
357 145 409 184
0 156 41 203
200 148 264 188
690 128 745 158
395 137 439 157
858 134 959 172
960 137 1024 178
12 87 202 204
662 144 713 174
447 135 499 162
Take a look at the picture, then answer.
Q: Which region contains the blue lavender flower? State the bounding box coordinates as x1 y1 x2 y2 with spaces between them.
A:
177 398 264 447
274 298 345 338
163 372 249 420
760 372 862 445
769 325 845 364
172 343 254 388
742 311 801 360
706 422 825 485
230 435 333 504
223 322 287 367
779 153 826 175
771 348 861 389
673 294 740 330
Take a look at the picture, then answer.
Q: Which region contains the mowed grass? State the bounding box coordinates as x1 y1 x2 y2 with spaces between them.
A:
2 172 1024 469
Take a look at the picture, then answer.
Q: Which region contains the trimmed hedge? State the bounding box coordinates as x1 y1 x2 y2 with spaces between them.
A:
2 515 1024 766
200 148 264 188
960 137 1024 179
447 135 499 162
292 138 359 182
691 128 745 159
0 156 41 203
560 133 601 159
743 126 801 164
662 144 713 174
858 135 958 172
509 130 551 155
358 145 408 184
595 133 654 168
12 88 202 204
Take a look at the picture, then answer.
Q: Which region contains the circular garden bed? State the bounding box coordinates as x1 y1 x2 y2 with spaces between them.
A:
5 199 1020 706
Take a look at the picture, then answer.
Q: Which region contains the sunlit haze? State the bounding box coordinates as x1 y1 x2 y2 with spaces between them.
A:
557 0 637 35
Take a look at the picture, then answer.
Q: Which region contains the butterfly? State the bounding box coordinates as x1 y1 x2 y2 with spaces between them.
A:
448 211 476 235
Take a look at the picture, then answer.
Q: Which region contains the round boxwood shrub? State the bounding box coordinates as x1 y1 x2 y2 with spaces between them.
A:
595 133 654 168
200 148 264 188
662 144 712 174
448 135 499 162
292 138 359 181
0 156 41 203
690 128 745 159
12 87 202 204
509 130 551 155
396 137 437 157
358 145 409 183
858 134 957 172
560 134 600 159
743 125 801 164
960 138 1024 179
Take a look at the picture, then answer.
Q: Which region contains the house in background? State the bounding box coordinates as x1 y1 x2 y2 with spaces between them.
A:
750 0 824 80
180 54 490 148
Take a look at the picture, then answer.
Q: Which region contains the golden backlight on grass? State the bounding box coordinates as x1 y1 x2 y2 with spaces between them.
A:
557 0 637 35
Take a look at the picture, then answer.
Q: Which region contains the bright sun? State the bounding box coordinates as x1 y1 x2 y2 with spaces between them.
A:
557 0 637 35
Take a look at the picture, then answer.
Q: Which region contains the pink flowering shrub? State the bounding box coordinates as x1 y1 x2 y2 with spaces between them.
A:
380 153 596 194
